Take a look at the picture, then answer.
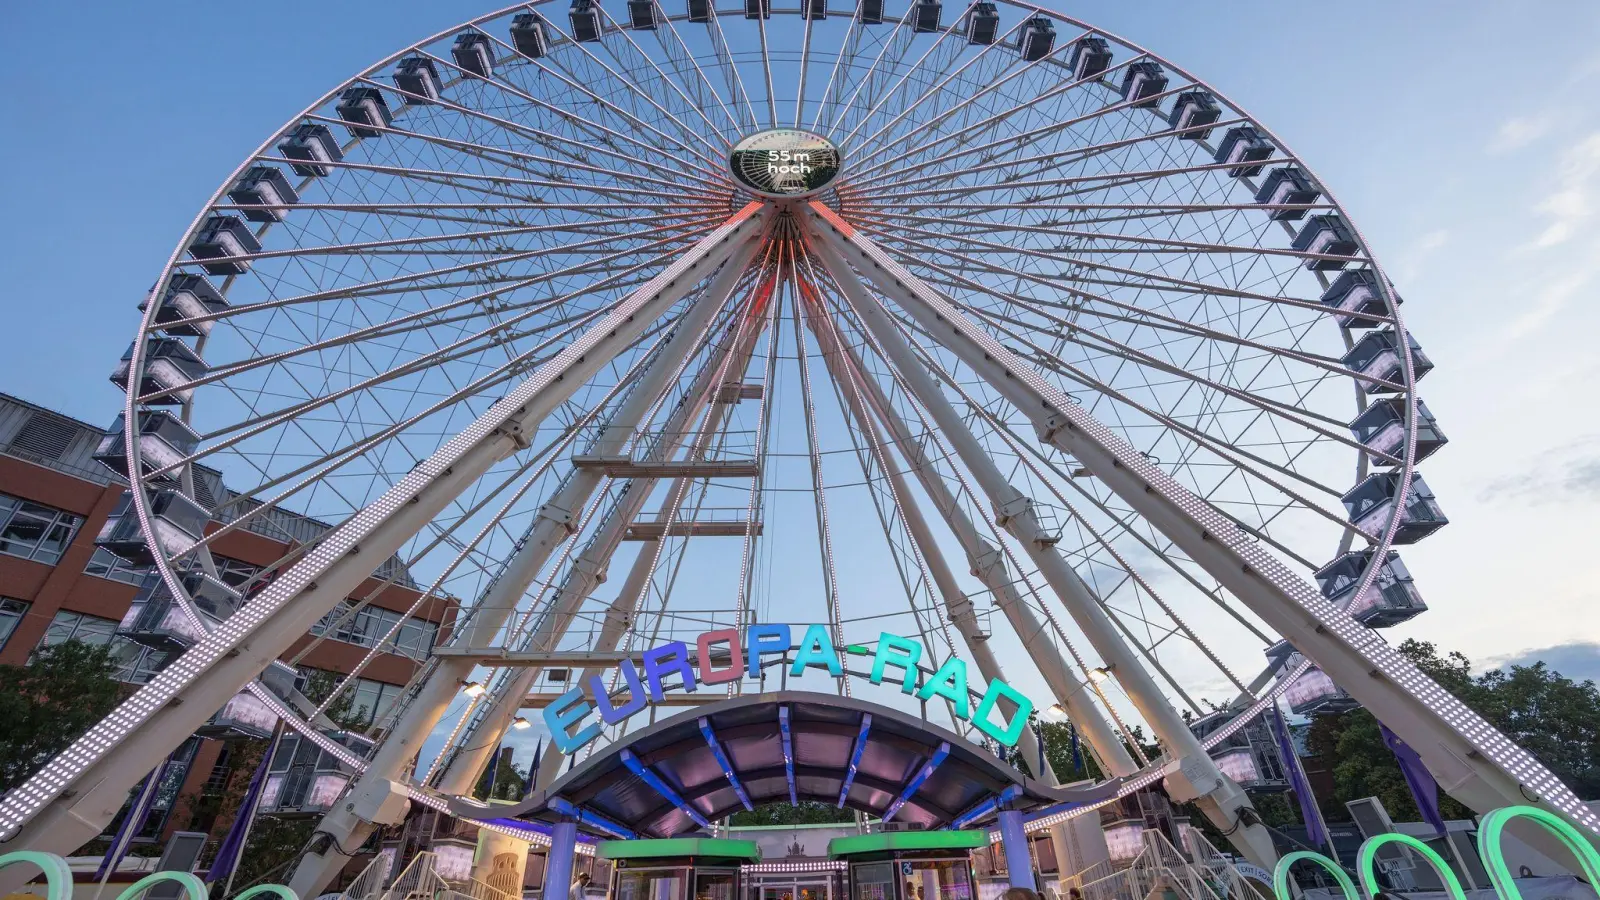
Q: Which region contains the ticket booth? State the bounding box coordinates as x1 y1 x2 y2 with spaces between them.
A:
602 838 760 900
831 832 984 900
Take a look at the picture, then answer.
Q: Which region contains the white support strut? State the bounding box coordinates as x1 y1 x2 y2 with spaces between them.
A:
283 214 769 898
800 200 1600 841
0 204 770 883
807 225 1279 868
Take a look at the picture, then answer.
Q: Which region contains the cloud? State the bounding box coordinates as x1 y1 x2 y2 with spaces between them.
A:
1488 115 1554 155
1484 641 1600 685
1504 267 1594 338
1480 435 1600 503
1526 132 1600 250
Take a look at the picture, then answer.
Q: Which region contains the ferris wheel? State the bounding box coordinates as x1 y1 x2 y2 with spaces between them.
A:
3 0 1595 893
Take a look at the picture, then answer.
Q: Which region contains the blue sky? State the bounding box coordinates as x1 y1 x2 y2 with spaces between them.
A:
4 0 1600 707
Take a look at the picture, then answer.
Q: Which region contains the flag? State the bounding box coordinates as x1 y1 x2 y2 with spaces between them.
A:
1069 723 1083 774
1380 723 1448 835
1270 706 1329 849
206 729 283 885
97 769 160 882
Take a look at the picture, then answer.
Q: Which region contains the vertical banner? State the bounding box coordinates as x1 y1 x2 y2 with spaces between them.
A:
1270 706 1330 849
206 729 282 886
1380 723 1448 835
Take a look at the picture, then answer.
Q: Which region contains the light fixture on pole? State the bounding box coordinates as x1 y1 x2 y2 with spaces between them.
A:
512 716 531 730
1042 704 1070 723
463 681 486 698
1087 666 1113 684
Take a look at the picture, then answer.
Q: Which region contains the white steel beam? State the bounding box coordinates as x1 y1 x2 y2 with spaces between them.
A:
800 273 1133 781
806 214 1278 868
431 277 774 798
0 203 768 880
801 200 1600 843
281 212 768 899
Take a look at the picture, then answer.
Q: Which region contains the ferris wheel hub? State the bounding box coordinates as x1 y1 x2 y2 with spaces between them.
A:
728 128 843 200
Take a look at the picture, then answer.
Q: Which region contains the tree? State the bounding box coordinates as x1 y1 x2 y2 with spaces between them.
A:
1305 639 1600 821
0 640 123 792
728 801 855 826
299 670 378 732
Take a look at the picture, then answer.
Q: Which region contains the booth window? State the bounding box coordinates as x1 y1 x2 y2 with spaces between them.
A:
695 871 736 900
618 867 688 900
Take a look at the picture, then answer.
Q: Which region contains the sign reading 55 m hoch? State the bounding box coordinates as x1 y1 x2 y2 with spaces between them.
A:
729 128 843 199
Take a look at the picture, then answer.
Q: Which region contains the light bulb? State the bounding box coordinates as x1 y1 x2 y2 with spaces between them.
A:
463 681 486 698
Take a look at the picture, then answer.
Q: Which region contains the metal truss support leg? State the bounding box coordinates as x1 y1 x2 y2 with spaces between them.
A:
806 198 1600 852
803 279 1133 781
281 216 768 900
434 282 775 797
802 287 1051 780
808 218 1278 869
0 206 770 879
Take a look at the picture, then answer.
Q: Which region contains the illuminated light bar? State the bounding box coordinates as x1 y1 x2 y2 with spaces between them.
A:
951 784 1020 831
741 862 847 874
549 797 637 840
882 741 948 822
779 705 797 805
699 717 753 811
622 748 710 829
837 713 872 807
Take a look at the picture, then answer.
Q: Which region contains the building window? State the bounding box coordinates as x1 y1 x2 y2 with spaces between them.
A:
84 547 153 585
311 601 437 661
0 598 27 650
36 610 169 684
0 492 82 565
302 667 405 728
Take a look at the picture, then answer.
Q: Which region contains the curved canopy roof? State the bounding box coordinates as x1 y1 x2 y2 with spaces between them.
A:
456 690 1121 839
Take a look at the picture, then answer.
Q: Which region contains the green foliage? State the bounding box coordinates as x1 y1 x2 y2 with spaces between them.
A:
475 751 529 801
728 801 856 826
0 639 123 792
299 670 378 732
226 815 317 897
1306 639 1600 821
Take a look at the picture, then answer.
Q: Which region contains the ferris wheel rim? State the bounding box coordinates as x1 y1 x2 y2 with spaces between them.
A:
112 0 1422 822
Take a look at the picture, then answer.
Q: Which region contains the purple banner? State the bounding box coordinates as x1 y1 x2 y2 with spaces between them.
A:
1270 706 1329 849
206 730 282 885
1380 722 1448 835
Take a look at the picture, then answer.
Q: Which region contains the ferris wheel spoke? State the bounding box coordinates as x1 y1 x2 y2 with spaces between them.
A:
823 4 919 136
168 216 720 332
876 287 1366 552
833 4 981 149
846 17 1064 163
587 6 740 150
860 227 1396 394
399 47 730 185
474 24 736 161
171 210 706 269
705 11 761 132
645 9 746 139
853 218 1375 323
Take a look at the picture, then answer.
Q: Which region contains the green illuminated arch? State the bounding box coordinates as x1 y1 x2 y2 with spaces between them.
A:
0 850 74 900
1356 833 1465 900
1477 805 1600 900
234 885 301 900
1273 850 1359 900
112 870 207 900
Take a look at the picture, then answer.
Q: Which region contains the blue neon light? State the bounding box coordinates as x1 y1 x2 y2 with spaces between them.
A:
621 748 711 829
699 716 754 811
882 741 949 823
779 705 797 806
547 797 638 840
951 784 1022 830
837 713 872 808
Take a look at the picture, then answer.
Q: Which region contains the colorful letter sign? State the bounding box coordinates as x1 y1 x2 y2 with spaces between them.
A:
542 625 1035 757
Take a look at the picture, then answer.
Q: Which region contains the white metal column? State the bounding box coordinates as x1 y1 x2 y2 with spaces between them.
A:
281 215 769 899
436 281 776 797
0 206 771 875
802 200 1600 842
808 217 1277 868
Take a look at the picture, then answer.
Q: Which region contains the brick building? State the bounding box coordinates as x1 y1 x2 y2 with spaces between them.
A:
0 392 455 855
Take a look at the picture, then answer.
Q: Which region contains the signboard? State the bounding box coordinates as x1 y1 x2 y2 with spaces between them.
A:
728 129 842 199
542 626 1035 754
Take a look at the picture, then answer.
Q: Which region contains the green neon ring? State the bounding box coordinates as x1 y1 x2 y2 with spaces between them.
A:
1356 833 1466 900
112 870 208 900
1273 850 1359 900
1477 805 1600 900
0 850 75 900
234 884 301 900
